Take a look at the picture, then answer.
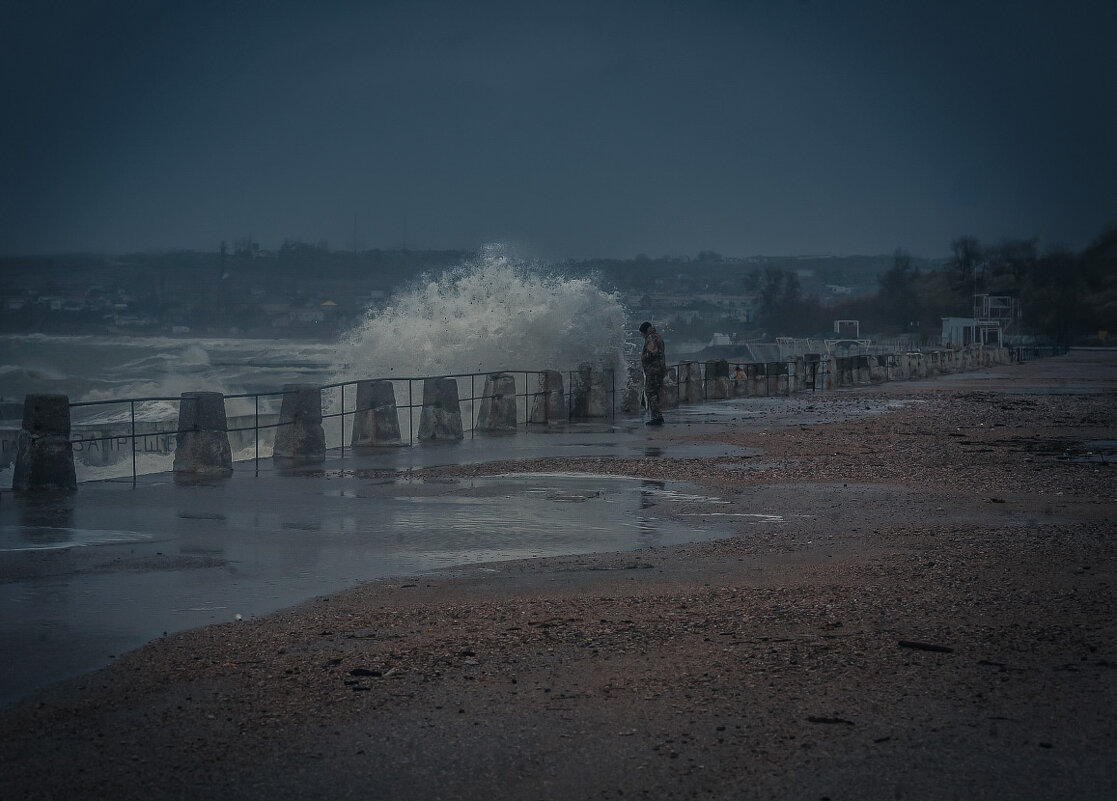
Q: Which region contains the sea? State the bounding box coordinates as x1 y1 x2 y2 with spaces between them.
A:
0 247 635 485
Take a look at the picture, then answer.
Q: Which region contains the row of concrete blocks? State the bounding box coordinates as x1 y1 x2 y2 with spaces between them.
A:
626 347 1014 406
621 360 807 413
11 348 1012 491
10 369 608 490
825 347 1011 388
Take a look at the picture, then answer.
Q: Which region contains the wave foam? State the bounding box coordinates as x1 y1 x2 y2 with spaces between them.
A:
335 244 630 380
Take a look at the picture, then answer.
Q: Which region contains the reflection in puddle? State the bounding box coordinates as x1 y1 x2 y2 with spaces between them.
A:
0 471 777 707
543 490 602 502
681 512 784 524
0 526 157 552
1058 439 1115 464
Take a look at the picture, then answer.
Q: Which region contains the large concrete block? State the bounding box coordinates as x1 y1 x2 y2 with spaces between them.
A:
273 384 326 464
884 354 901 381
731 365 750 398
775 366 790 395
571 364 608 418
750 364 770 396
173 391 232 476
621 367 643 415
417 378 464 441
529 370 568 424
677 362 703 403
13 394 76 491
661 367 679 409
476 373 518 432
855 356 871 385
868 356 885 382
800 355 822 392
21 394 71 436
705 359 731 399
352 380 402 447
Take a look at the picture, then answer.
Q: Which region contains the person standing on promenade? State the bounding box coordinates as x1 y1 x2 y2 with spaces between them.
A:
640 321 666 426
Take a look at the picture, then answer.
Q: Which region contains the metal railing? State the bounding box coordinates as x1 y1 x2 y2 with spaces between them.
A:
63 367 621 486
47 345 1025 486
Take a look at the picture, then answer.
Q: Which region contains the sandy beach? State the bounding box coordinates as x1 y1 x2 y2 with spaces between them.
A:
1 351 1115 800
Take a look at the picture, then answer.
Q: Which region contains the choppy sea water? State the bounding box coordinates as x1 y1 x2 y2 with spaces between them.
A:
1 246 630 408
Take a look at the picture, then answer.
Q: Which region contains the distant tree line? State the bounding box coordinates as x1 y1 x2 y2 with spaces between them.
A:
751 224 1117 345
3 225 1112 345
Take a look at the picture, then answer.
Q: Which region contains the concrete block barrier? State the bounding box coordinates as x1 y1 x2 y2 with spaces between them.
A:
621 367 644 415
172 392 233 476
13 394 77 491
417 378 464 441
662 367 679 409
677 362 703 403
529 370 568 424
705 359 731 400
750 364 770 396
273 384 326 464
571 364 608 418
352 380 402 447
476 373 518 432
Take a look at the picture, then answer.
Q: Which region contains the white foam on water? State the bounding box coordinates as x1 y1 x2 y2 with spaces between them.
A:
334 244 631 381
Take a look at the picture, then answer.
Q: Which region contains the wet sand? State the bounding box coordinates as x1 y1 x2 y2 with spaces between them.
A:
1 351 1115 800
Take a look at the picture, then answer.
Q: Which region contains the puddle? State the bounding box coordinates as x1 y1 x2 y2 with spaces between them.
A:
1055 440 1116 464
0 526 158 552
0 471 754 707
681 512 784 524
1000 437 1116 464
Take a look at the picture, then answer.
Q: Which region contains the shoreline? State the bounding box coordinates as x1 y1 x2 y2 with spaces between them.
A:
1 352 1114 799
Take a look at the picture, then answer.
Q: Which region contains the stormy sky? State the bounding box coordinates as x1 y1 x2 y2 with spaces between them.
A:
2 0 1115 260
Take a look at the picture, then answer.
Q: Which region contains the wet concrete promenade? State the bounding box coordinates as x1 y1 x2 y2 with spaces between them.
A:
1 352 1114 800
0 408 774 707
0 388 1017 707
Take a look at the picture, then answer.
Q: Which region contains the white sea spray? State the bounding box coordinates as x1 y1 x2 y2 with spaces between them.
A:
335 244 631 381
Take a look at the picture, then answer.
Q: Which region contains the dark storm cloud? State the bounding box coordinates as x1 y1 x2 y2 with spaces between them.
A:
2 0 1114 259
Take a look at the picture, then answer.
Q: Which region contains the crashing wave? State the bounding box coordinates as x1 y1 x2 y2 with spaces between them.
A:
335 244 630 381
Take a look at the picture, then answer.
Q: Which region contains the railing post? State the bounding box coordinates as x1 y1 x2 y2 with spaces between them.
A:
408 380 414 445
254 394 259 477
339 384 345 460
130 400 137 487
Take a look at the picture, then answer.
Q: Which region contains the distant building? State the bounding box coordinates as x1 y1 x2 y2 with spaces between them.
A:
941 317 1003 346
290 308 325 324
941 295 1018 347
